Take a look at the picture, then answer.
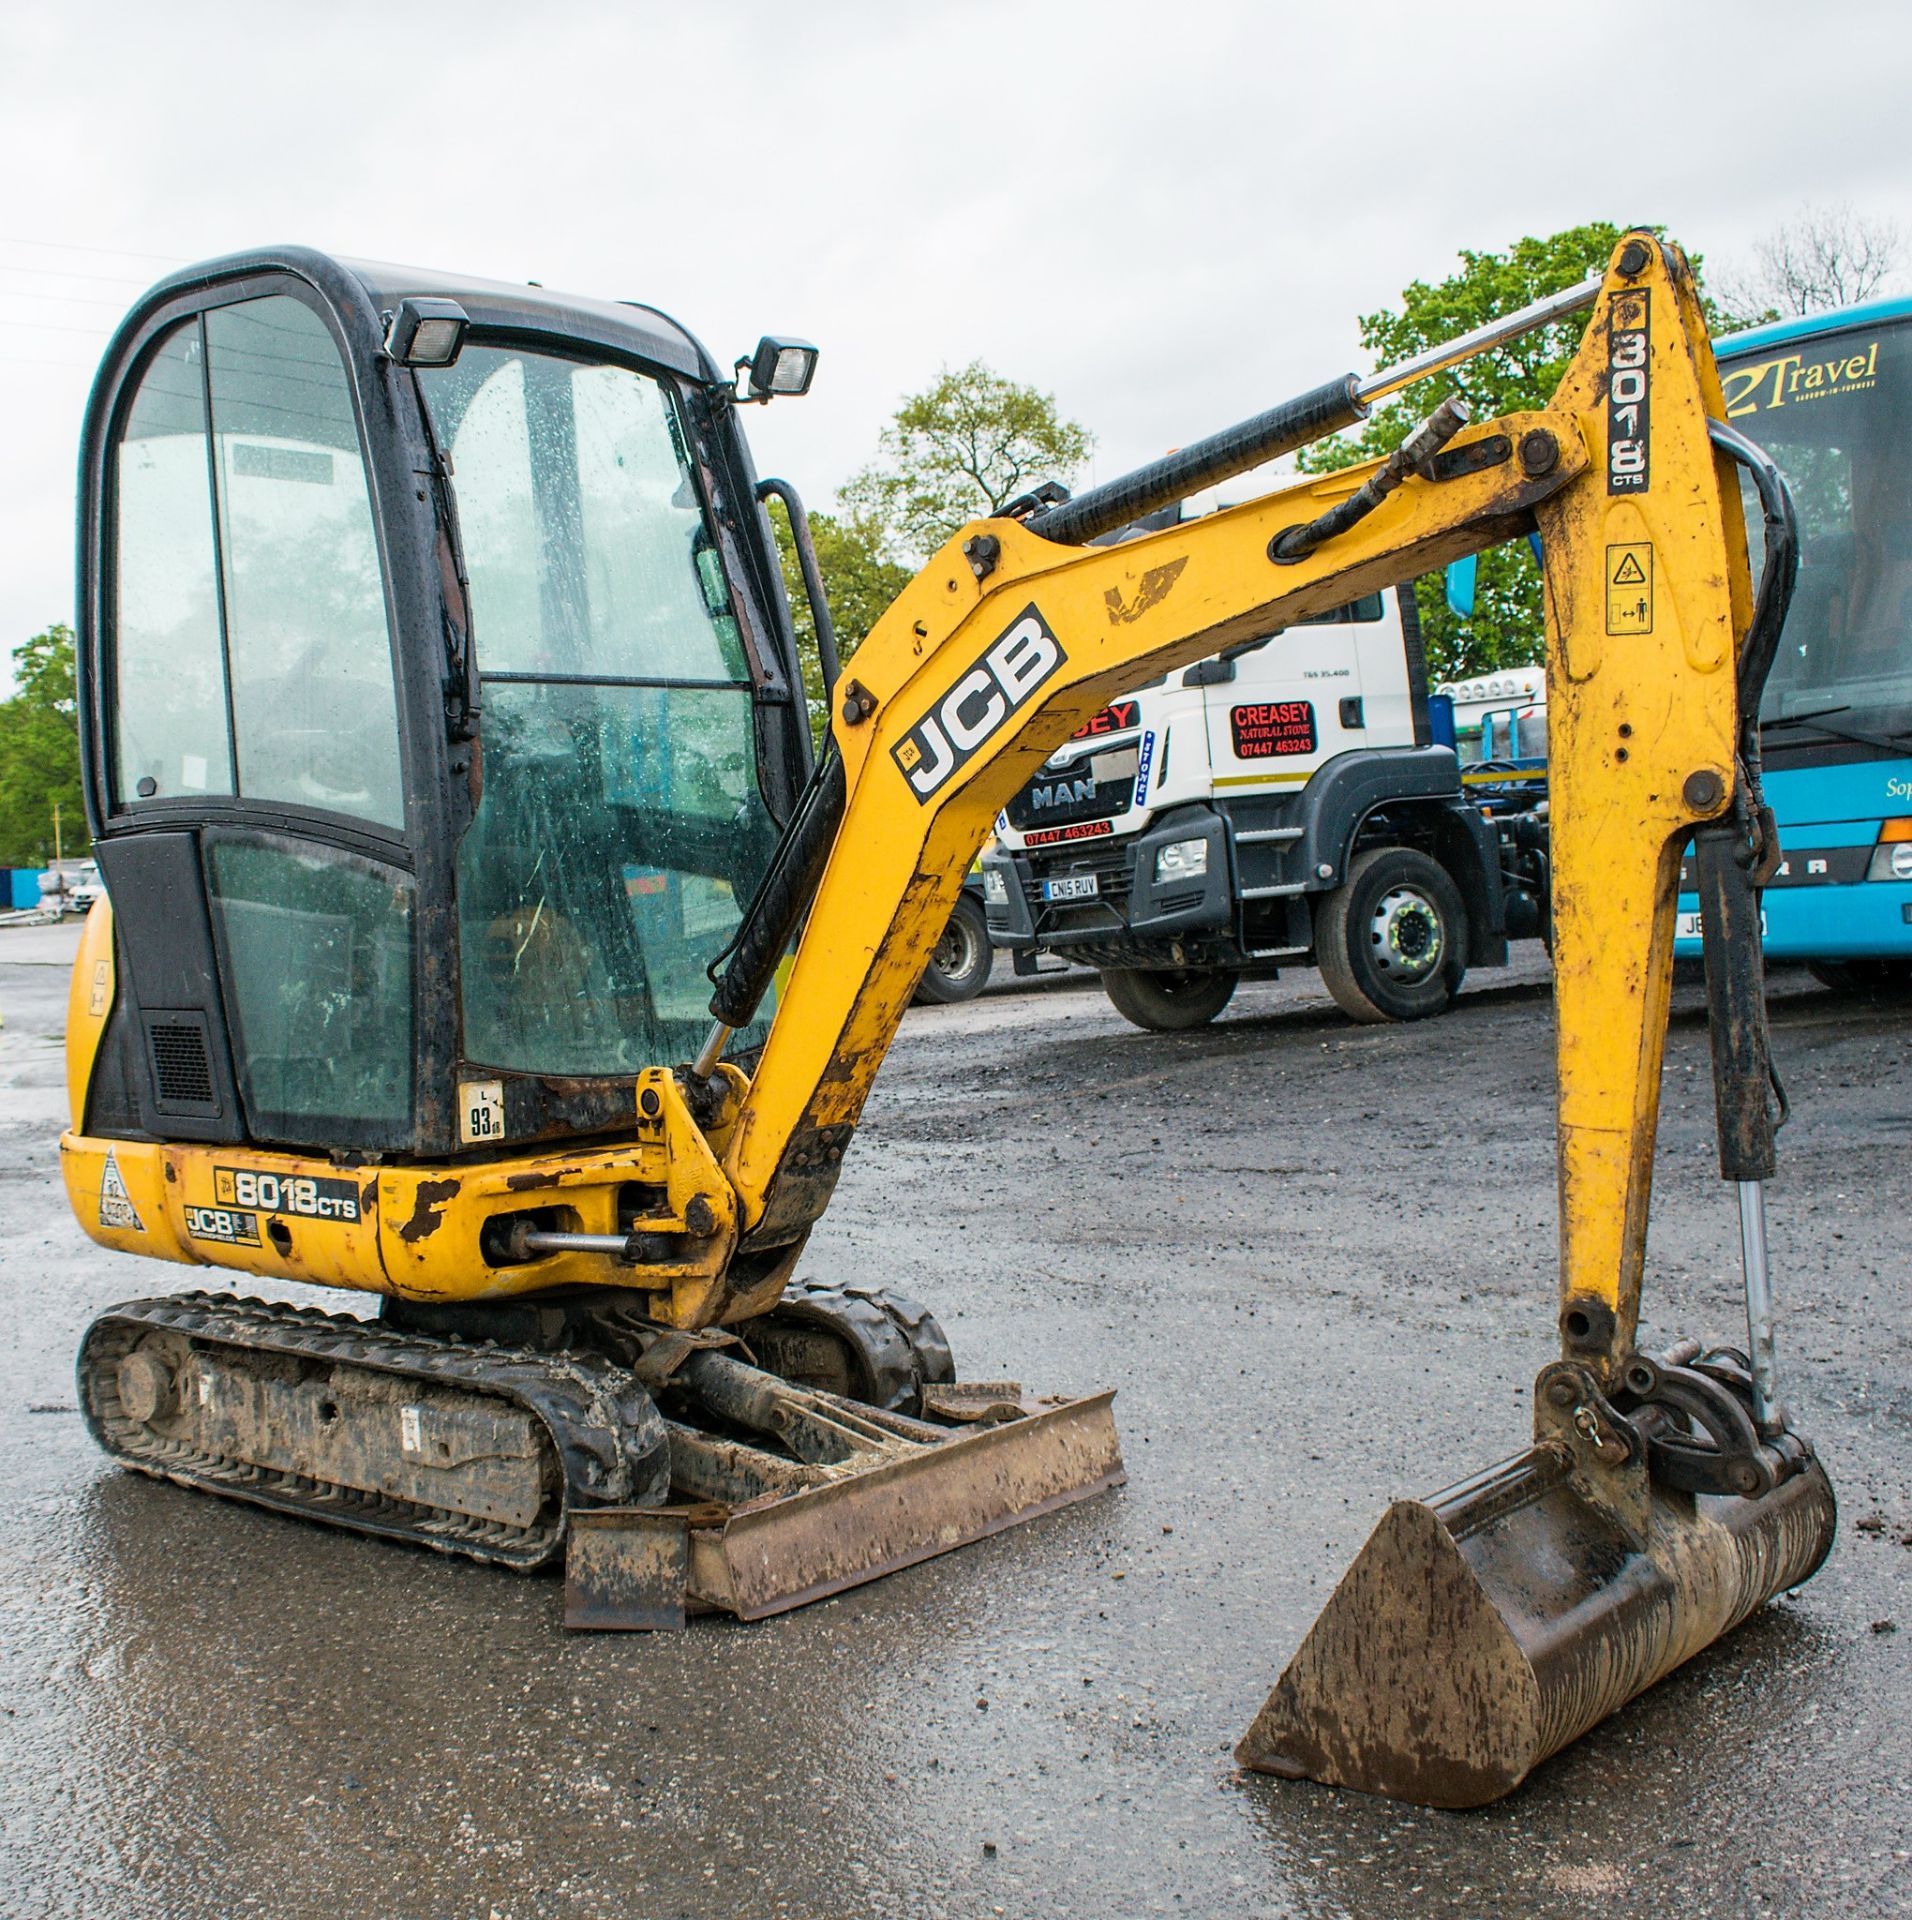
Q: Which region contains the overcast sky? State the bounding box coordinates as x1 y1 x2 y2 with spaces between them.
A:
2 0 1907 685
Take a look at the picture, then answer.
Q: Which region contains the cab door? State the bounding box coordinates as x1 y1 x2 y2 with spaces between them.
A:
85 285 419 1153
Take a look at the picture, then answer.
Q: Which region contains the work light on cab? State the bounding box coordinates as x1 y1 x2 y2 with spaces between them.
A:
381 296 468 367
736 335 818 401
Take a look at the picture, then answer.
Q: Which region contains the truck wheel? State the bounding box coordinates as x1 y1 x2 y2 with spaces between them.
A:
915 892 993 1005
1806 958 1912 992
1314 847 1467 1024
1102 967 1238 1031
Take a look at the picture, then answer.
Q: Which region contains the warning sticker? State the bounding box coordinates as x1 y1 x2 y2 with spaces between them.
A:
1606 543 1654 634
98 1151 144 1233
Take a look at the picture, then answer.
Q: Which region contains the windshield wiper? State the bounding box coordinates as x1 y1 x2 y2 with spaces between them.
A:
1761 704 1851 732
1761 705 1912 752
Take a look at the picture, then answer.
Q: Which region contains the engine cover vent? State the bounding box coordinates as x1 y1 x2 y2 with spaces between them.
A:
143 1011 220 1117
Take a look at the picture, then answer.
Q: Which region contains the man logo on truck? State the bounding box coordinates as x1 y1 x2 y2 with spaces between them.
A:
1031 775 1098 811
893 605 1066 802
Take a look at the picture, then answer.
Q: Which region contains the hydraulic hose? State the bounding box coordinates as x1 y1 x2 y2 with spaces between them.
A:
1695 418 1801 1434
704 748 848 1037
1706 417 1800 781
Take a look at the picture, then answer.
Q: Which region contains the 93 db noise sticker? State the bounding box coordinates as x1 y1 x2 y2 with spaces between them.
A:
892 605 1065 803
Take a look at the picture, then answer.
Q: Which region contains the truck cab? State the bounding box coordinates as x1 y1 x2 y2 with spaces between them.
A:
983 563 1530 1027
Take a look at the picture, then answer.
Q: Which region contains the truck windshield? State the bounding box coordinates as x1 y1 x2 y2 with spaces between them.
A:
419 346 777 1076
1720 316 1912 749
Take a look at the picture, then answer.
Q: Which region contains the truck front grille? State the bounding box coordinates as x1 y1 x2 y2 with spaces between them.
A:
1023 842 1135 935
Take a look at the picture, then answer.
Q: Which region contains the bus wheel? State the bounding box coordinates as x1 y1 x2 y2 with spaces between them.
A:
1315 847 1467 1024
1806 958 1912 993
1102 967 1239 1031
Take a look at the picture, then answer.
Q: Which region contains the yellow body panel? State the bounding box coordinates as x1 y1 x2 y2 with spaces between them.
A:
63 1056 749 1309
65 239 1753 1366
64 899 114 1130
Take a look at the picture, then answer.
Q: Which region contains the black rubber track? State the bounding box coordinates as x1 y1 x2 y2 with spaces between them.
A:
751 1279 956 1414
78 1293 671 1569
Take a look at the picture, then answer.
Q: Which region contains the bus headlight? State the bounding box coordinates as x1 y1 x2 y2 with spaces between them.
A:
982 867 1010 905
1869 821 1912 882
1155 838 1209 882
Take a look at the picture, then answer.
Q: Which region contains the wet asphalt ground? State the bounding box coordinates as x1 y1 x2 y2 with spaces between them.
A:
0 920 1908 1920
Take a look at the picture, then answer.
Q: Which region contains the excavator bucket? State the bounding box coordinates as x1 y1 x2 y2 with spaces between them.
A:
1238 1369 1836 1806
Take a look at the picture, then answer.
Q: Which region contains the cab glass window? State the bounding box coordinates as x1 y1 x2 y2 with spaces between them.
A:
204 835 414 1142
113 323 232 801
206 296 406 828
419 347 776 1075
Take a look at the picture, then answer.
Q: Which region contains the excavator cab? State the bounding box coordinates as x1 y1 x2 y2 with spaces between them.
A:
78 254 808 1164
67 249 1124 1620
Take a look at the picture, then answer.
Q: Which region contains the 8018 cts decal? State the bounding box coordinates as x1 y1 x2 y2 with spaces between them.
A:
892 604 1066 803
213 1166 362 1221
1607 289 1650 494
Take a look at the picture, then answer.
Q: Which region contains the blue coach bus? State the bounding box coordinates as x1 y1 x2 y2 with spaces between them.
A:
1673 296 1912 988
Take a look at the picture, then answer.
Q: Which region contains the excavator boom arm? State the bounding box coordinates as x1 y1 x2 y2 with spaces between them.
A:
722 239 1748 1389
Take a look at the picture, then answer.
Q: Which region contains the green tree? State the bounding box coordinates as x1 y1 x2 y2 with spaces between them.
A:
0 624 86 868
767 501 913 738
841 361 1093 562
1297 223 1716 683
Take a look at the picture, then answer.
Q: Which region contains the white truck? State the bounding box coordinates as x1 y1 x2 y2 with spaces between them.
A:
982 578 1550 1028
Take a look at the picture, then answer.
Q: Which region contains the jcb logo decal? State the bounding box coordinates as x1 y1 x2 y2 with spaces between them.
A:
892 605 1065 803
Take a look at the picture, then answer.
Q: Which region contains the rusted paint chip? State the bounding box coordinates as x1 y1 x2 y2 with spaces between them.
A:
396 1177 460 1244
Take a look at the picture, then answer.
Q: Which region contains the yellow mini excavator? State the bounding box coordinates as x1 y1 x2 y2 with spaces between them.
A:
64 233 1832 1806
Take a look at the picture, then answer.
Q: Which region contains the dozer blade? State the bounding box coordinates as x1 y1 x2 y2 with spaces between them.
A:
1238 1362 1836 1807
567 1381 1123 1627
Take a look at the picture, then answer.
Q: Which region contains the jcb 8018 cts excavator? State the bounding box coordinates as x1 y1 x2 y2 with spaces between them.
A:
63 233 1832 1807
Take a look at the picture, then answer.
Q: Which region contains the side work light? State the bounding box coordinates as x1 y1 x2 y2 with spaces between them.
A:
735 335 819 402
383 297 470 368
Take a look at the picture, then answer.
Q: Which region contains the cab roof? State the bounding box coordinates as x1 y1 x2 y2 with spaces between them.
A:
128 244 724 383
